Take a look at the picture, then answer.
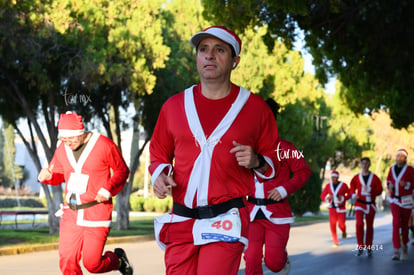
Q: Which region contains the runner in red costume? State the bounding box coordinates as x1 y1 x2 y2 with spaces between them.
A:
149 26 279 275
350 157 383 256
386 149 414 261
321 171 351 246
38 112 132 275
244 137 310 275
243 98 310 275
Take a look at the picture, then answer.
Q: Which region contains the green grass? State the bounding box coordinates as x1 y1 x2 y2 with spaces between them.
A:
0 215 158 248
294 215 329 223
0 227 59 247
108 216 156 237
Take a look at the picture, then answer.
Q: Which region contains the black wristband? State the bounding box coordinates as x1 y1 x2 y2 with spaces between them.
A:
253 154 266 169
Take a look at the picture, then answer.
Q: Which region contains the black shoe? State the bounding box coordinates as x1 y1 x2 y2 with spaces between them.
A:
114 248 133 275
367 249 373 257
356 248 363 256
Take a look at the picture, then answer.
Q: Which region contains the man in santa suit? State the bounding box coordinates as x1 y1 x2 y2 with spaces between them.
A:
386 148 414 260
38 112 132 275
350 157 383 256
149 26 279 275
320 170 351 247
243 98 311 275
244 138 311 275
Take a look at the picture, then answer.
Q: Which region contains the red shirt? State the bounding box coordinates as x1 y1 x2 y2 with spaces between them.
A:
149 84 279 206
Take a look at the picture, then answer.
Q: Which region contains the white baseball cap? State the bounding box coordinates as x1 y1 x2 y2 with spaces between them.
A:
190 26 242 56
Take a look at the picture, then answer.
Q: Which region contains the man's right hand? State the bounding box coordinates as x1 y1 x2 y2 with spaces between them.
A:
38 164 54 182
153 173 177 199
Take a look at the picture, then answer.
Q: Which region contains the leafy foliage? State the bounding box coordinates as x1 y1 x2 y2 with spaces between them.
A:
2 0 412 220
202 0 414 128
0 197 45 208
289 171 322 216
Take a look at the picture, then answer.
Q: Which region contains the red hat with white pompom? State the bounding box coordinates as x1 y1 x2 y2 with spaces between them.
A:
58 111 85 137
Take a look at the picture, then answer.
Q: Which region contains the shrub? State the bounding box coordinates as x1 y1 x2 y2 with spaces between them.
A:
130 196 145 212
141 196 172 213
143 197 156 212
288 171 322 216
0 197 46 208
154 196 172 213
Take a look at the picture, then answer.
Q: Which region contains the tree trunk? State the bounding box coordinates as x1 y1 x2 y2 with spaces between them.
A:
115 184 131 230
108 104 130 230
41 183 62 234
115 120 150 230
14 121 62 234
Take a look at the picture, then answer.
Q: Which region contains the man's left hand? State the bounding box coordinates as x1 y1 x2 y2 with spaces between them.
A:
95 194 109 203
268 188 283 201
230 140 260 169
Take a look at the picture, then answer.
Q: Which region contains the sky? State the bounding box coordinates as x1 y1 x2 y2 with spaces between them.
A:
294 30 336 94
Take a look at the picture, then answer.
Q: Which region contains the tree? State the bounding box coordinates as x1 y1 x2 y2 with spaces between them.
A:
143 0 209 131
0 122 23 190
42 0 172 229
0 0 171 231
369 110 414 179
0 119 12 188
201 0 414 129
228 24 333 215
132 0 210 198
0 2 74 233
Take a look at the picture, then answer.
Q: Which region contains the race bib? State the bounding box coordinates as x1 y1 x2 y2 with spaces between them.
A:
361 185 370 196
193 208 241 245
67 172 89 194
333 196 341 204
401 195 413 208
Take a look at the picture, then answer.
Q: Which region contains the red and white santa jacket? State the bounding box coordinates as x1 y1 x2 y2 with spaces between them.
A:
350 172 383 214
247 138 311 224
149 84 279 249
386 164 414 209
321 180 351 213
40 132 129 227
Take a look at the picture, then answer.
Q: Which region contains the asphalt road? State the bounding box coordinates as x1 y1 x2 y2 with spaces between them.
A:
0 213 413 274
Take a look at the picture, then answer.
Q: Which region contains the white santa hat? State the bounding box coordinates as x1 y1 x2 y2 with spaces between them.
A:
190 26 242 56
58 111 85 137
396 148 408 157
331 171 339 178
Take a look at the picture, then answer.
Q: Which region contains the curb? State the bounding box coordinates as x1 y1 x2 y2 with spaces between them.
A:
0 234 155 256
1 217 334 256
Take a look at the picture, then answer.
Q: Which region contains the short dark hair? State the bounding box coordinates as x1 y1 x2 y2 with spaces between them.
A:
265 98 280 119
360 157 370 164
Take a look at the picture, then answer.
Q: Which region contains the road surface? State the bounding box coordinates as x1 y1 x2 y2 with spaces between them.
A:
0 213 413 274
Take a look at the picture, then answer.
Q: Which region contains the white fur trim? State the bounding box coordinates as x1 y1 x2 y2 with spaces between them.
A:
98 188 111 199
391 164 408 196
151 164 173 185
59 129 84 137
184 86 250 207
76 208 111 227
275 186 288 199
253 156 275 179
268 217 295 224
